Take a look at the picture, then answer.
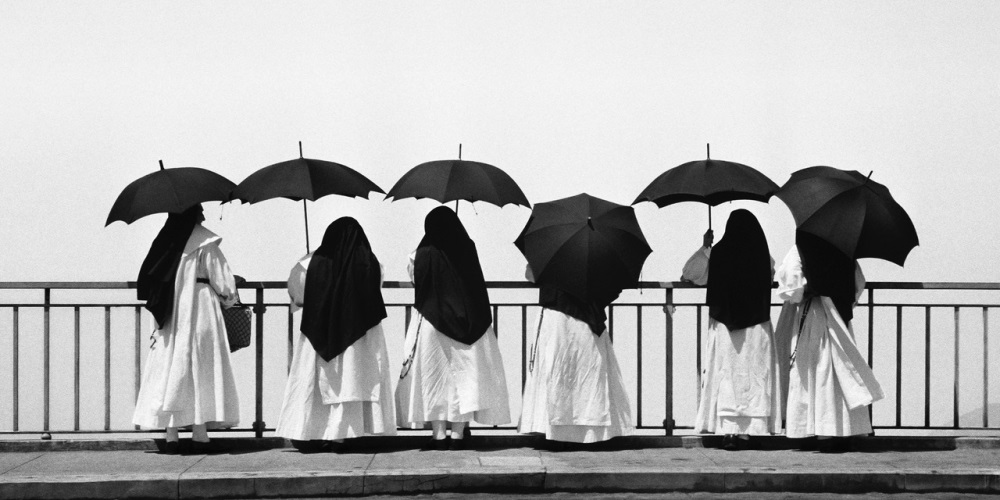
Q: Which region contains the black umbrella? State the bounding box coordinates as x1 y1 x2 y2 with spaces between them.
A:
230 142 385 252
514 193 652 305
632 144 778 229
776 166 918 266
386 145 530 210
106 160 236 226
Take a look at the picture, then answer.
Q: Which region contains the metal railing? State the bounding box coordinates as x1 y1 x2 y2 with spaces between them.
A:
0 281 997 437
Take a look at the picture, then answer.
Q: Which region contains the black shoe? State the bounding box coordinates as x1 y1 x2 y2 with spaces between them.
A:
449 438 467 451
161 441 179 455
722 434 739 451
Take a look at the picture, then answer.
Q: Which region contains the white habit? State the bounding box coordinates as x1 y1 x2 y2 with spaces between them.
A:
275 255 396 441
775 245 884 438
133 225 241 429
395 252 511 427
518 308 634 443
694 319 782 435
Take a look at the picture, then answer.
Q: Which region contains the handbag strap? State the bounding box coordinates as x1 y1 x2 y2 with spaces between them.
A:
399 315 423 380
528 308 545 373
789 296 814 370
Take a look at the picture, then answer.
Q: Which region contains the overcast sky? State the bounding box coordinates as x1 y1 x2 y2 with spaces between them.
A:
2 1 999 285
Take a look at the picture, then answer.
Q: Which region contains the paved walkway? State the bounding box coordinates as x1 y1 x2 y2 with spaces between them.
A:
0 436 998 498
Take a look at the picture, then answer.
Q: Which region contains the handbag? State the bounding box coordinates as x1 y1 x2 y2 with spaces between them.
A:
222 302 253 353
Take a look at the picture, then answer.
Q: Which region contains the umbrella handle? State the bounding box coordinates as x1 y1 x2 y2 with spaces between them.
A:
303 200 310 253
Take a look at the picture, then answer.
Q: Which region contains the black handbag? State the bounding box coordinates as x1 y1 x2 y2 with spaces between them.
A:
222 303 252 353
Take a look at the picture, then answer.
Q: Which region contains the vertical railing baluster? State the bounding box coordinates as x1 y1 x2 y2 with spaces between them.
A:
895 306 902 428
43 289 50 434
105 306 111 431
254 287 266 438
696 306 702 407
287 305 293 374
521 305 527 392
954 306 960 429
493 305 499 338
74 306 80 431
924 306 931 428
636 305 642 428
867 289 874 365
13 306 19 432
867 288 874 425
663 288 674 435
983 306 989 428
134 306 142 430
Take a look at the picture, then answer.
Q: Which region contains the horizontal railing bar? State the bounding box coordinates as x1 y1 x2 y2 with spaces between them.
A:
3 281 1000 290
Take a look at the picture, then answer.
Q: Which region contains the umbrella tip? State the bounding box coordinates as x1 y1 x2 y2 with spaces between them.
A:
587 216 594 230
458 143 462 160
706 143 710 160
867 170 873 180
158 160 164 171
299 141 303 158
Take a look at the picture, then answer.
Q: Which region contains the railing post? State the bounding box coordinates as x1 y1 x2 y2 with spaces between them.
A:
695 305 702 408
983 307 989 428
253 286 267 438
954 306 960 429
867 288 874 426
521 305 527 392
895 306 903 428
636 305 642 428
134 306 142 430
74 306 80 431
287 306 293 374
42 288 50 439
924 306 931 428
105 306 112 431
12 306 18 432
663 287 674 435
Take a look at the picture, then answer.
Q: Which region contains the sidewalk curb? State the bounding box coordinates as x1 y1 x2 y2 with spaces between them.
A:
1 468 999 498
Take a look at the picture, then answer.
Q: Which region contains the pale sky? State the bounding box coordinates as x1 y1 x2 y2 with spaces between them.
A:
2 1 1000 432
2 1 999 285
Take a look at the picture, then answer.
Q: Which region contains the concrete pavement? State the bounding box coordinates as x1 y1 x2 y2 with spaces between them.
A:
0 436 998 498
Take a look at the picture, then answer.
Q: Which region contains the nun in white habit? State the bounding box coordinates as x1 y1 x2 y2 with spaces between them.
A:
775 231 884 450
693 210 781 449
518 268 634 444
395 206 510 450
132 205 240 453
276 217 396 448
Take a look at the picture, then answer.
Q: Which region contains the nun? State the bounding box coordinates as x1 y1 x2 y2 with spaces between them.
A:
276 217 396 450
775 230 884 452
693 210 781 450
132 204 241 454
518 269 634 445
395 206 511 450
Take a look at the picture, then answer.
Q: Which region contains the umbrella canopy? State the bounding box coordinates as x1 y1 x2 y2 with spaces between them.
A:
776 166 918 266
106 161 236 226
515 193 652 306
230 142 385 252
386 147 530 209
632 145 778 229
